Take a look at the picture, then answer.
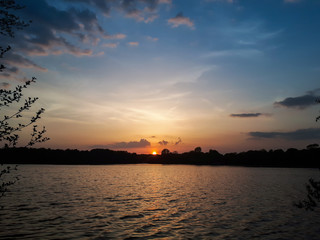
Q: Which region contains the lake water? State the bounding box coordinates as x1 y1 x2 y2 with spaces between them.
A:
1 165 320 239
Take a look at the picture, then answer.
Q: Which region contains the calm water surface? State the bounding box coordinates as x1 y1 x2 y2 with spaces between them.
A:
1 165 320 239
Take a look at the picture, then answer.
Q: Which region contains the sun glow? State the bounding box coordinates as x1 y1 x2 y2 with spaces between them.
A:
152 151 157 155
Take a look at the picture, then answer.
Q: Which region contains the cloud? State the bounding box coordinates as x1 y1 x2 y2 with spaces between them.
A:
2 52 47 72
111 0 165 23
230 113 265 118
126 10 159 23
206 0 234 3
248 128 320 140
0 0 170 80
0 0 133 79
103 139 151 149
103 33 127 40
64 0 112 15
159 0 172 4
128 42 139 47
147 36 159 42
205 49 262 58
158 140 169 146
103 43 119 48
65 0 171 18
15 1 105 57
0 82 10 89
274 89 320 109
168 12 195 29
175 137 182 145
284 0 300 3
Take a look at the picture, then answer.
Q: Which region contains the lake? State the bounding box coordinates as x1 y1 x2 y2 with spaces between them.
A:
1 165 320 239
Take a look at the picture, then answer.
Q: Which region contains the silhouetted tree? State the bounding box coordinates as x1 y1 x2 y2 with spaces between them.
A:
194 147 202 153
0 0 48 201
307 144 319 150
161 148 170 155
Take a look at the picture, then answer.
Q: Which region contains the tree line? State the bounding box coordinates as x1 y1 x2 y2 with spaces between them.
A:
1 145 319 167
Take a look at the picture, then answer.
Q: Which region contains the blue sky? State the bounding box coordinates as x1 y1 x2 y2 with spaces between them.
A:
1 0 320 153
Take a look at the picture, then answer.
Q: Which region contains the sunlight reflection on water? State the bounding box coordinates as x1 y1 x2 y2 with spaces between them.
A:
1 165 320 239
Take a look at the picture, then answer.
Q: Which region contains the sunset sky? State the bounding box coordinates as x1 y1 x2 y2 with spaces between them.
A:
1 0 320 153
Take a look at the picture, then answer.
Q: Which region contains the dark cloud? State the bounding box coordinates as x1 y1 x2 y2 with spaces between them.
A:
2 52 47 71
103 139 151 149
16 1 104 56
230 113 263 118
248 128 320 140
175 137 182 145
1 0 169 80
274 89 320 109
158 140 168 146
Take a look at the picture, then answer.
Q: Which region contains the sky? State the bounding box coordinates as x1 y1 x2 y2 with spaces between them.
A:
1 0 320 154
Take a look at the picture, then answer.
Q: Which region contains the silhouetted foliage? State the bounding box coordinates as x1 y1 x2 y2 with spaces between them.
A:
0 78 49 148
307 143 319 150
1 146 319 168
161 148 170 155
295 176 320 211
194 147 202 153
0 0 48 201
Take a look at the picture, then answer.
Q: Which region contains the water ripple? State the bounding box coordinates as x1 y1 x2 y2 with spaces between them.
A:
1 165 320 239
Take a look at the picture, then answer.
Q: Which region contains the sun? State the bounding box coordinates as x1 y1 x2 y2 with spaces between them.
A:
152 151 157 155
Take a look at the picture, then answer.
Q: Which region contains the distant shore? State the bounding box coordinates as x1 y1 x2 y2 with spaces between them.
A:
1 147 320 168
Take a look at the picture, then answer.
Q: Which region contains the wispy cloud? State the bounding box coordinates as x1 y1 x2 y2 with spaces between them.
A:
284 0 300 3
125 10 158 23
274 89 320 109
230 113 270 118
103 43 119 48
159 0 172 4
168 12 195 29
175 137 182 145
1 0 169 79
205 49 263 58
128 42 139 47
147 36 159 42
158 140 169 146
103 33 126 40
0 82 10 89
101 139 151 149
65 0 171 19
2 52 47 72
249 128 320 140
206 0 234 3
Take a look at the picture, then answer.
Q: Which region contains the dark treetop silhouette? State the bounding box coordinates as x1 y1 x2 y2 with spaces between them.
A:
0 146 319 168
